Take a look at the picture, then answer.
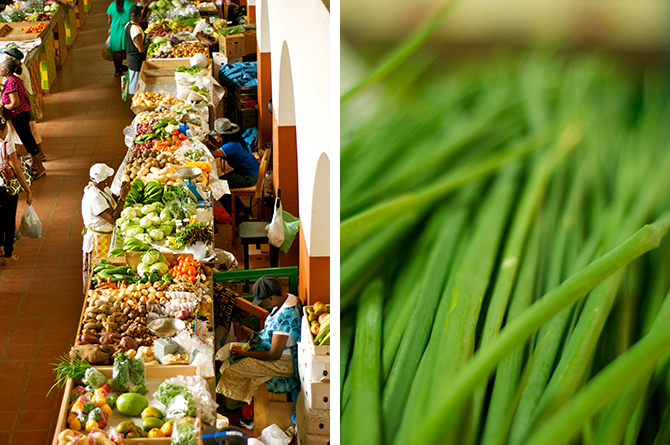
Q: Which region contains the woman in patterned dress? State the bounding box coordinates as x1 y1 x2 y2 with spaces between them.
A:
80 164 130 291
216 275 303 404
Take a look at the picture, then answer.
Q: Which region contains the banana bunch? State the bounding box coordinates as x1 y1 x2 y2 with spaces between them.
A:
125 178 164 206
27 12 40 22
314 313 330 346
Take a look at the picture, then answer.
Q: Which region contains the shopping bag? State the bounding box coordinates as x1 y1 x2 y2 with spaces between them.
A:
102 37 113 61
279 210 299 254
267 198 284 248
19 204 42 238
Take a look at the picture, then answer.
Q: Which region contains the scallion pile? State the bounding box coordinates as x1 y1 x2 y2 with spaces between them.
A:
341 49 670 445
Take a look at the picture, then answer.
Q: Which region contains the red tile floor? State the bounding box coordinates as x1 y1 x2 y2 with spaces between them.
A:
0 2 145 443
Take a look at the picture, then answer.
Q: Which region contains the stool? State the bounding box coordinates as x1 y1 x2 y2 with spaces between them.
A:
240 221 279 270
253 384 294 438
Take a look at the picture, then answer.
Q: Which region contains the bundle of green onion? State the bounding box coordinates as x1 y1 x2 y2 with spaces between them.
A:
341 50 670 445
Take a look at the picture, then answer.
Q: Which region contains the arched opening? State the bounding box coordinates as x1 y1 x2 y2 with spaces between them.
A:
310 152 329 256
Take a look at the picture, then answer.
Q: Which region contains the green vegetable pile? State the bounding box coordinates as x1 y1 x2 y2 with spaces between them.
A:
116 201 176 251
92 260 137 285
125 178 164 206
112 351 148 395
340 46 670 445
176 65 204 75
176 221 212 247
137 248 172 284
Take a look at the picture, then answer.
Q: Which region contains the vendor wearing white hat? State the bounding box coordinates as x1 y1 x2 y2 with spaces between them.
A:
80 164 130 290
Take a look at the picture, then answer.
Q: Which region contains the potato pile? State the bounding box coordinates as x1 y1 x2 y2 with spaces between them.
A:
172 42 208 58
132 92 182 108
121 149 189 185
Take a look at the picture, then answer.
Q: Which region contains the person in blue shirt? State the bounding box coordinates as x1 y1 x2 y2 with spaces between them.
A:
216 275 302 405
207 118 259 219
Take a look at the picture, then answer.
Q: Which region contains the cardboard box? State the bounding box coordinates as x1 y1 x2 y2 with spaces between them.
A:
298 430 330 445
244 29 256 55
52 366 201 445
298 341 330 383
296 391 330 435
219 33 244 57
299 367 330 410
232 106 257 130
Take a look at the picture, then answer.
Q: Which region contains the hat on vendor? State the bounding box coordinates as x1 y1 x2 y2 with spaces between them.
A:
201 426 248 445
251 275 282 306
1 48 24 61
130 4 142 16
210 118 240 135
89 163 115 183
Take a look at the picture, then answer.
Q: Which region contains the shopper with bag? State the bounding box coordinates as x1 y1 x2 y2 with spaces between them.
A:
0 58 46 180
0 115 33 267
81 164 131 290
124 5 148 96
107 0 134 76
1 48 45 164
216 276 302 405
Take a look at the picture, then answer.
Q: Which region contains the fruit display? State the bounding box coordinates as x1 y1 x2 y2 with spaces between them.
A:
21 22 48 33
146 18 194 36
148 0 183 15
305 301 330 346
122 150 185 182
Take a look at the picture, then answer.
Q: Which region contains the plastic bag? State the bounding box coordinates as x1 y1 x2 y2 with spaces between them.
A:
260 424 290 445
171 421 198 445
102 37 113 61
279 210 299 254
166 393 196 422
19 204 42 238
111 352 147 394
121 71 129 101
267 198 284 248
190 52 208 69
83 368 106 389
157 374 218 425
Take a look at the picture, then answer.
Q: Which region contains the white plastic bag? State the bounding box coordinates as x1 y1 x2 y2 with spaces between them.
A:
267 198 284 248
190 52 208 69
19 204 42 238
260 424 290 445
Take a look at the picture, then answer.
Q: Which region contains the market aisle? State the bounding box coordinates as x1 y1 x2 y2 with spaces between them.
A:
0 1 135 442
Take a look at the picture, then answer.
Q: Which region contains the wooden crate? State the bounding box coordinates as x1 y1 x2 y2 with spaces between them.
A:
139 59 213 86
52 365 201 445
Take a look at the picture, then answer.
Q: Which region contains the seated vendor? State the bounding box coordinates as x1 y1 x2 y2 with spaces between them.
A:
216 275 302 406
206 118 259 219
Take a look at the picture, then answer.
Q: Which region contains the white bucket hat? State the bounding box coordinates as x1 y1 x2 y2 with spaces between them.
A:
210 118 240 135
89 163 115 183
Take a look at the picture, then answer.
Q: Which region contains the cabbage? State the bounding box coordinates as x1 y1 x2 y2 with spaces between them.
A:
140 216 154 229
149 228 165 241
148 213 161 225
132 217 141 226
141 249 161 265
160 209 172 222
158 224 173 237
149 262 169 275
141 204 156 215
135 234 152 245
126 226 144 237
154 202 165 211
137 263 149 276
120 207 137 219
133 204 143 212
119 219 133 231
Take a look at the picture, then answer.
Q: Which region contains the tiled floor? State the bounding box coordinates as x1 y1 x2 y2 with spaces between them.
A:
0 2 137 443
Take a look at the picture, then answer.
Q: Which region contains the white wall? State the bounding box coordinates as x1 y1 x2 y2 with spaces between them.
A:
257 0 330 258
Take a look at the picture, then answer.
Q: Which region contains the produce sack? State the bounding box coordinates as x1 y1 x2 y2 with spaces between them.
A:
165 392 197 422
279 210 299 255
267 197 284 248
171 421 198 445
102 37 113 61
19 204 42 238
111 352 148 394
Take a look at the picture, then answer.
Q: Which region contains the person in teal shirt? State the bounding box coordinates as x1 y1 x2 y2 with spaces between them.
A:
107 0 134 76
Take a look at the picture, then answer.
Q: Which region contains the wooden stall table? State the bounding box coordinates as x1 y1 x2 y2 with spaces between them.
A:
0 21 58 92
64 4 77 46
82 0 90 15
25 48 45 110
75 0 86 29
50 7 67 67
